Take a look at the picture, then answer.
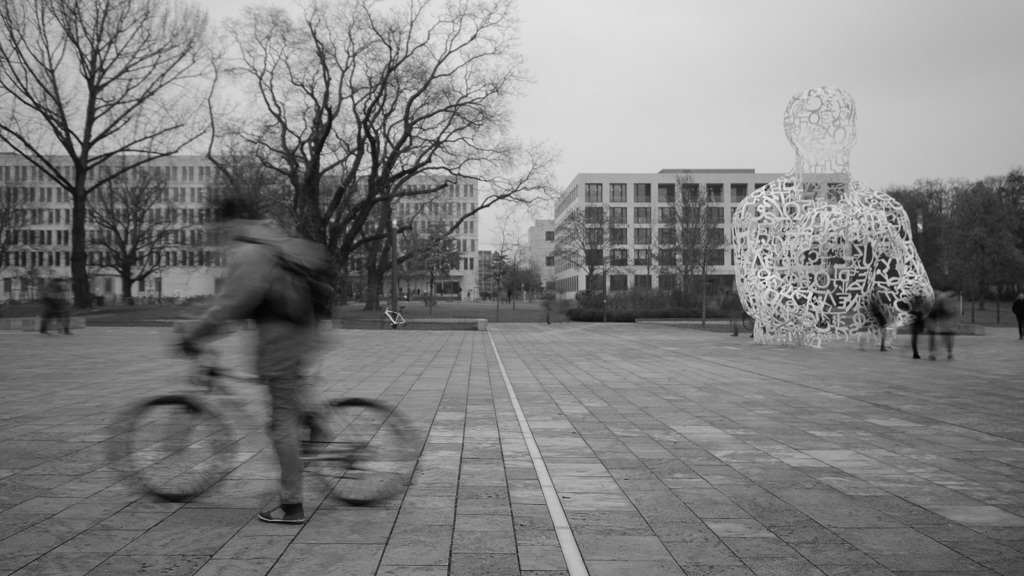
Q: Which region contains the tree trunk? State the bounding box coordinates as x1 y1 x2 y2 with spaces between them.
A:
121 274 133 301
71 177 89 309
428 270 435 316
363 265 384 311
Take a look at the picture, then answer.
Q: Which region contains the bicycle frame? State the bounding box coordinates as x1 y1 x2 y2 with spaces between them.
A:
383 307 405 327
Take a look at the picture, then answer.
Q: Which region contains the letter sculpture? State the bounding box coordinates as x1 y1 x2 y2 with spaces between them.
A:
732 87 932 347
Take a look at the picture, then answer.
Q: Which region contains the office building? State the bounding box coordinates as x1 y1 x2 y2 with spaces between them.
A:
552 168 785 299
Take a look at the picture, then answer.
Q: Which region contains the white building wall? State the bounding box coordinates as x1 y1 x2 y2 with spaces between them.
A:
552 169 785 299
0 153 222 303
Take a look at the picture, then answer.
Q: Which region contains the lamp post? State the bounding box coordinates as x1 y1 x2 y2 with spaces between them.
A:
391 219 399 313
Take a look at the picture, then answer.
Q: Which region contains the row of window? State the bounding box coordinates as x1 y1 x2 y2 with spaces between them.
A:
583 182 764 204
2 163 215 184
583 274 689 292
584 206 727 224
3 250 224 268
584 227 727 246
583 248 727 267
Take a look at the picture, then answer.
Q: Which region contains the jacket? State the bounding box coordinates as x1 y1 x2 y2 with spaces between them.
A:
187 221 318 382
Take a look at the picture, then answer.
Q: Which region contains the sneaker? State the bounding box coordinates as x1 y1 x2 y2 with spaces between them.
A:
912 354 921 359
258 503 305 525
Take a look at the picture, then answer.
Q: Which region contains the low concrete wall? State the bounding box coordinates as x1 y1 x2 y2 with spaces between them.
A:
3 317 88 331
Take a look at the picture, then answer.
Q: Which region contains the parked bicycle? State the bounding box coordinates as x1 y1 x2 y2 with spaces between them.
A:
108 352 415 505
378 305 410 330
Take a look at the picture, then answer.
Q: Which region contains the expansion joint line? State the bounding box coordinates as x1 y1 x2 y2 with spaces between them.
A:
488 332 589 576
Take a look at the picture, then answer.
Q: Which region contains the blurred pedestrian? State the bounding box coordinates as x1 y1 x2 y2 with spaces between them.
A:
40 278 71 335
928 290 956 360
909 294 929 359
180 197 327 525
1012 294 1024 340
866 290 890 352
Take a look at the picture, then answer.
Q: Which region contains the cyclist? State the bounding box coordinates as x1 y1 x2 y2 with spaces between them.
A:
180 197 324 525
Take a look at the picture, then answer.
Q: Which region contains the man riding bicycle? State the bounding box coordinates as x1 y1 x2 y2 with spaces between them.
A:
180 197 325 525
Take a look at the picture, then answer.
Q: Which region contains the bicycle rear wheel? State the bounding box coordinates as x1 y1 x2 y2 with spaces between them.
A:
742 315 755 331
109 395 233 502
305 398 414 505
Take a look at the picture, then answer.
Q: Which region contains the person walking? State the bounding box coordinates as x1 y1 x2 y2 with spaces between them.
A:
40 278 71 335
180 198 326 525
909 294 929 359
928 290 957 360
867 290 890 352
1013 294 1024 340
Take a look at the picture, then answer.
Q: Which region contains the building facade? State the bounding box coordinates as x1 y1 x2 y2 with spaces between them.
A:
392 176 481 301
1 153 481 304
0 153 221 303
525 219 556 290
552 169 785 299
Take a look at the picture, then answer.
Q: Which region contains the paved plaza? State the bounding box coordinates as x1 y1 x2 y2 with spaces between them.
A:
1 323 1023 576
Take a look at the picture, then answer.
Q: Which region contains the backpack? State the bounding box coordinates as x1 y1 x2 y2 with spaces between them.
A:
245 236 333 324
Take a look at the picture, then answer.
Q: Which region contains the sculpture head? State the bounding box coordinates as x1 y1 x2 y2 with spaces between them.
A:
784 87 857 174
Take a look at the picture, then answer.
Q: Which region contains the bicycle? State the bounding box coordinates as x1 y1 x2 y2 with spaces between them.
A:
108 352 415 505
378 305 410 330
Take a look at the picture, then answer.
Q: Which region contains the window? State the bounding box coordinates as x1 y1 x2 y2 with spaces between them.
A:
659 275 676 291
610 249 628 265
585 249 603 266
545 231 554 241
709 249 725 266
585 206 604 224
658 207 675 223
709 228 725 245
755 182 768 191
679 183 700 202
610 183 627 202
586 228 603 244
609 207 627 224
634 227 651 244
657 183 675 203
634 207 651 224
634 249 650 266
586 274 603 291
585 183 603 203
634 275 652 289
657 249 676 266
730 183 748 203
709 207 725 224
610 227 627 245
545 255 555 266
633 183 651 203
658 228 676 245
609 275 627 291
707 184 723 203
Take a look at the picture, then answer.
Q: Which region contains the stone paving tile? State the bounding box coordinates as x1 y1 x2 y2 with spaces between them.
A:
3 325 1024 574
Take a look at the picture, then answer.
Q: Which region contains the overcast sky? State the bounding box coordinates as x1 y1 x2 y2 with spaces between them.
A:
206 0 1024 248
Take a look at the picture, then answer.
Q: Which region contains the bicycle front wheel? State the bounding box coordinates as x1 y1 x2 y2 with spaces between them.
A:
305 398 414 505
109 395 233 502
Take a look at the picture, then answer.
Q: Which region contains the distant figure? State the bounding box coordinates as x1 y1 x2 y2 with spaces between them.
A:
909 294 930 359
928 290 957 360
866 291 890 352
1013 294 1024 340
40 278 71 335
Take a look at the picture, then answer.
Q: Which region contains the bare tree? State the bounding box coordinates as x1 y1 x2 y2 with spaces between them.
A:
670 177 721 312
86 166 184 299
553 205 611 296
0 187 30 282
0 0 214 307
218 0 556 310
